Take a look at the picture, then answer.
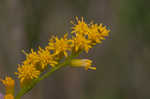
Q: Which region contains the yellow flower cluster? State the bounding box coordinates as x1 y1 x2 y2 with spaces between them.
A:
0 77 15 99
71 17 110 46
15 48 58 85
14 16 110 86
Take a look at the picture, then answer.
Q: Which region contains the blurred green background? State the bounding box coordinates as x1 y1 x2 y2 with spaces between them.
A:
0 0 150 99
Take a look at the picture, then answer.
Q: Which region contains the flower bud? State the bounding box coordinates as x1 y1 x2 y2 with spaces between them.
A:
70 59 96 70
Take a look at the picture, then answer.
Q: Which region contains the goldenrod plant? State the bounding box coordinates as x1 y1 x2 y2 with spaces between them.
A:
0 17 110 99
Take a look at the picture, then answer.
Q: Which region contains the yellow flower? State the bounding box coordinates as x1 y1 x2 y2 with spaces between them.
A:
71 34 92 53
4 94 14 99
71 16 89 35
98 24 110 39
87 24 103 45
37 47 58 69
15 64 40 85
23 49 39 65
88 23 110 45
70 59 96 70
0 77 15 94
46 33 71 57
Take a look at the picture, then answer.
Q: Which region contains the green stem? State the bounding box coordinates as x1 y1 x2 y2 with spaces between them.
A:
15 53 79 99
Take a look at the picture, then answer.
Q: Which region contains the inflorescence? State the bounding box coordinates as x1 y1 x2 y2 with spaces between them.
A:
0 17 110 99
